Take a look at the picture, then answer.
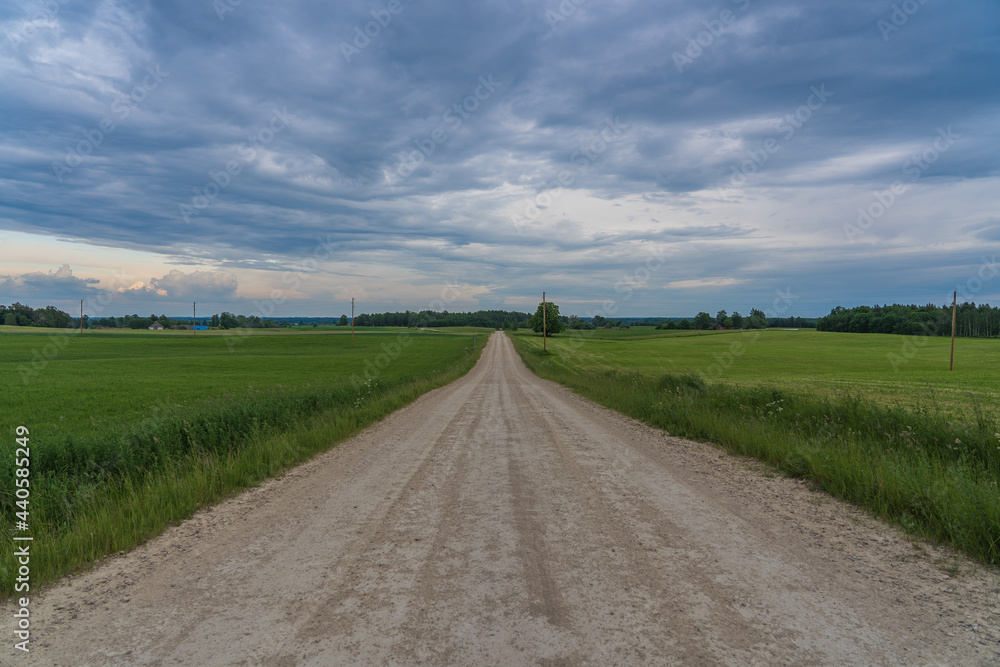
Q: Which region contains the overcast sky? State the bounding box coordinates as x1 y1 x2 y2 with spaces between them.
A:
1 0 998 319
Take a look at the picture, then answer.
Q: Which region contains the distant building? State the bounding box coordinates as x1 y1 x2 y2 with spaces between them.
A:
148 322 164 330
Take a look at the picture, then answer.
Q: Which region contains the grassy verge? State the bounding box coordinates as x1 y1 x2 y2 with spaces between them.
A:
510 335 1000 566
1 335 486 597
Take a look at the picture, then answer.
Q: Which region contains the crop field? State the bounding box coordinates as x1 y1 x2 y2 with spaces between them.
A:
511 329 1000 566
416 326 496 335
552 327 1000 412
1 327 486 593
2 326 481 439
561 326 723 340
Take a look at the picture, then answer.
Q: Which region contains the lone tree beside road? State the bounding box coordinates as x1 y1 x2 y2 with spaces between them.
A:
529 301 566 337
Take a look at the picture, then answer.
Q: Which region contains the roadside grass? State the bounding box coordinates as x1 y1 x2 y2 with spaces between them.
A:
1 330 486 596
510 331 1000 566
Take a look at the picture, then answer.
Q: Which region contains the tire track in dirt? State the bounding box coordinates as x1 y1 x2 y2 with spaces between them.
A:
514 369 887 663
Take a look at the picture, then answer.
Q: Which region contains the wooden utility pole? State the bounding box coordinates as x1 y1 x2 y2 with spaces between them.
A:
79 299 83 334
193 302 196 336
950 291 957 371
542 291 547 352
351 298 355 348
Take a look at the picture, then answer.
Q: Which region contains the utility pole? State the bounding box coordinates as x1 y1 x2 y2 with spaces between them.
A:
542 291 547 352
351 297 355 348
80 299 83 334
193 302 196 336
950 291 957 371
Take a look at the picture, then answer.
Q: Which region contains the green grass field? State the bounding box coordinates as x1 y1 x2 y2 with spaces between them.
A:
1 327 486 595
552 327 1000 413
561 326 723 340
416 326 496 335
2 327 481 440
511 328 1000 566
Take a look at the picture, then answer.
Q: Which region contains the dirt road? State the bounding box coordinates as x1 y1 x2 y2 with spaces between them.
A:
8 332 1000 665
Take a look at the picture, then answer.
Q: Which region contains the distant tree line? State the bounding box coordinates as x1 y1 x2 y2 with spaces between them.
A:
817 303 1000 338
91 314 174 329
352 309 532 329
651 309 816 331
2 301 821 333
92 312 285 329
0 303 290 330
209 312 284 329
767 316 818 328
1 303 75 328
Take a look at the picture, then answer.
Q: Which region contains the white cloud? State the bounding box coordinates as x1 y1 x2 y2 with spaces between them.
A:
0 264 99 298
120 269 239 300
665 277 747 289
